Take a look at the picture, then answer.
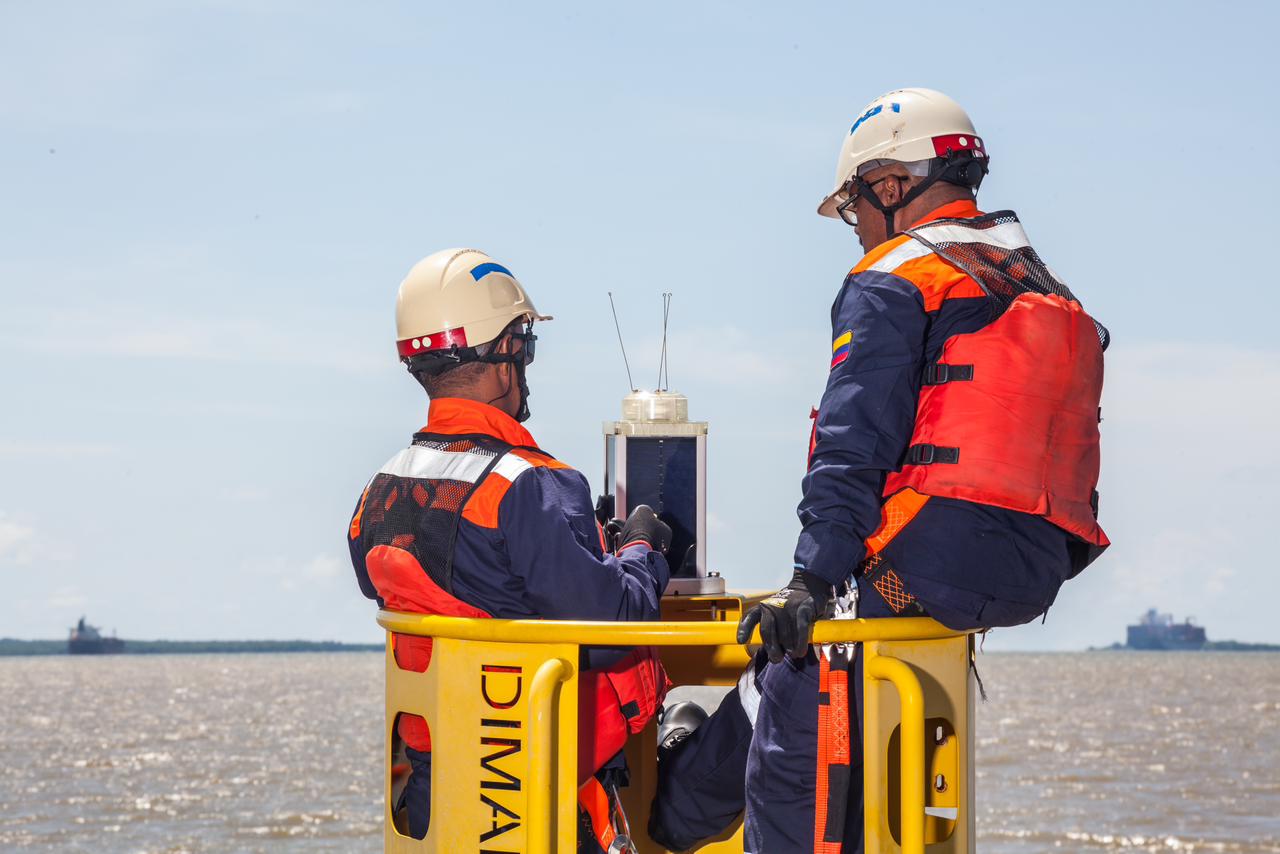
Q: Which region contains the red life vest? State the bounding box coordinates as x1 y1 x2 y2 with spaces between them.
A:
880 212 1110 553
350 433 669 783
885 291 1108 546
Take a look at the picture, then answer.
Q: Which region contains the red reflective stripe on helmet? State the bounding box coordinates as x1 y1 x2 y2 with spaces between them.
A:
932 132 986 158
396 326 469 358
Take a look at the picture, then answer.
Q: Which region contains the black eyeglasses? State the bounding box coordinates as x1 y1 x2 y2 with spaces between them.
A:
835 176 893 227
509 325 537 366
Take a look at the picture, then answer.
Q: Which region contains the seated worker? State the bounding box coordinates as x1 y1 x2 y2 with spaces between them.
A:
348 248 673 851
652 88 1110 852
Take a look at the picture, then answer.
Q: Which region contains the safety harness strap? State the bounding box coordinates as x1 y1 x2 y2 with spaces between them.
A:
906 443 960 465
921 363 974 386
579 776 638 853
578 777 617 851
813 649 853 852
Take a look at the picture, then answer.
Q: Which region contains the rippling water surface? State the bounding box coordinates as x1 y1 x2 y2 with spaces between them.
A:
2 652 1276 852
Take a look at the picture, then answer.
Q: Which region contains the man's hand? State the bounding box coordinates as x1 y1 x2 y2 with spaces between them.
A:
617 504 672 554
736 570 833 662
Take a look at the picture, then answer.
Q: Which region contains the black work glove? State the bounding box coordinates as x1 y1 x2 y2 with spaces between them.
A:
594 493 615 528
617 504 672 554
594 494 624 552
736 570 833 663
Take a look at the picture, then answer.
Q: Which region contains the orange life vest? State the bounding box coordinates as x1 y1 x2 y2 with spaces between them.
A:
881 212 1110 553
352 433 669 782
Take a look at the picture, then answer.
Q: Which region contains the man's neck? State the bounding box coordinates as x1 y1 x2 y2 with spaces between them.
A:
897 188 974 232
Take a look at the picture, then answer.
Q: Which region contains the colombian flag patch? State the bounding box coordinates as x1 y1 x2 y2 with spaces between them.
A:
830 330 852 369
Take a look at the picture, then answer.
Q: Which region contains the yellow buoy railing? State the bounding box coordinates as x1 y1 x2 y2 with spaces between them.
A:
377 606 975 854
376 610 963 646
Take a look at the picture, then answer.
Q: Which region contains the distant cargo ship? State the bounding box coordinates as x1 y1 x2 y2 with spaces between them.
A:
67 616 125 655
1126 608 1206 651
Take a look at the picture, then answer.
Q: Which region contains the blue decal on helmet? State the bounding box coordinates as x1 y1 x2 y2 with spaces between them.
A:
850 102 901 135
470 262 513 281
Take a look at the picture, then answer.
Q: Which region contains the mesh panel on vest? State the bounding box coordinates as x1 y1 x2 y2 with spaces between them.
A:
908 211 1111 350
357 435 510 594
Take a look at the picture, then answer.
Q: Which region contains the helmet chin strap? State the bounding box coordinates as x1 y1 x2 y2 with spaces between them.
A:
512 358 531 423
854 170 946 240
485 359 532 422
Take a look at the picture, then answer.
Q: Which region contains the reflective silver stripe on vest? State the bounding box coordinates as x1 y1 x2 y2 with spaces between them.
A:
862 238 933 274
911 219 1031 252
379 444 538 485
491 453 534 481
737 658 763 729
378 445 495 483
862 220 1034 276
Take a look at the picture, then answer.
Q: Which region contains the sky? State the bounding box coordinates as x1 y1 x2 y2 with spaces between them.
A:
2 1 1277 650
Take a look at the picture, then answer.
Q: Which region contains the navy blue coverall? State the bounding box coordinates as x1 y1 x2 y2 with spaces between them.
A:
348 397 670 842
652 200 1082 853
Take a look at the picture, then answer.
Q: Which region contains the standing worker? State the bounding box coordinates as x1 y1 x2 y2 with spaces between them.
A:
348 248 673 852
655 88 1112 852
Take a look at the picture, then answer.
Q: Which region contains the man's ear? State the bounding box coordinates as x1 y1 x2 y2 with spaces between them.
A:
879 174 907 205
497 334 518 379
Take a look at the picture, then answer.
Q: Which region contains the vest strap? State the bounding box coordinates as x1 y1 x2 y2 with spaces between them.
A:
922 363 974 386
813 649 852 852
906 444 960 465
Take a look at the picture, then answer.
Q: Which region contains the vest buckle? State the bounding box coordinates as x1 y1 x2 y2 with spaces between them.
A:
907 444 960 465
922 363 975 386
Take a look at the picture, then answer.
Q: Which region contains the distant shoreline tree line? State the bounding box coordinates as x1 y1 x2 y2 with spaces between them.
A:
0 638 383 656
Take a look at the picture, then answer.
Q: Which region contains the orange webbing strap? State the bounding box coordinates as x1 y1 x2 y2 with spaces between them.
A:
864 488 930 557
578 776 617 851
813 649 852 853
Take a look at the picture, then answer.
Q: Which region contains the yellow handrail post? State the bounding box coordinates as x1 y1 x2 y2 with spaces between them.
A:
866 654 926 854
527 658 573 854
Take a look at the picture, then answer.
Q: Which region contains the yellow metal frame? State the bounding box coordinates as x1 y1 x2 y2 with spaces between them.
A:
377 611 966 646
378 594 974 853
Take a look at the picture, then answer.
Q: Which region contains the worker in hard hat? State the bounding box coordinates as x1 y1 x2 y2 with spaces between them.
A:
347 248 673 851
652 89 1110 852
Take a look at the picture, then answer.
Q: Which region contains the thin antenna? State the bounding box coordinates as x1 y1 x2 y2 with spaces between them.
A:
657 292 672 391
608 292 636 392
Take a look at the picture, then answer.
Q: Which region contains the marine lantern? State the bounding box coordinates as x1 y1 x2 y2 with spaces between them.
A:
604 390 722 595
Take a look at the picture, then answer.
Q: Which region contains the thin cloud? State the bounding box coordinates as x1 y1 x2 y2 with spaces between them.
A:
304 555 345 580
245 553 349 592
0 513 71 567
0 514 35 564
47 585 88 610
0 441 121 461
0 309 381 375
635 325 823 388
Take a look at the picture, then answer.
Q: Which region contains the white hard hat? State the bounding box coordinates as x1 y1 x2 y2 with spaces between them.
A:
394 248 551 361
818 88 988 219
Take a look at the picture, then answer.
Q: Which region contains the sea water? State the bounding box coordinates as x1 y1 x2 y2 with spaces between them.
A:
1 652 1276 852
